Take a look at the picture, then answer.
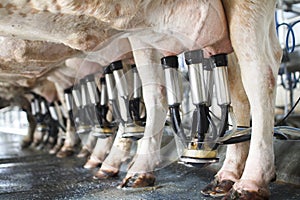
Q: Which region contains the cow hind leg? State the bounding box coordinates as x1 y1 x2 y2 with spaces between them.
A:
221 1 282 199
93 126 132 179
119 45 168 188
202 53 250 197
56 120 79 158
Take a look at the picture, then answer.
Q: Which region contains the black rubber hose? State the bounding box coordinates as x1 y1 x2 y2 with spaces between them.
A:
169 105 187 145
195 104 210 149
95 103 110 126
129 98 141 121
68 110 75 127
212 105 229 150
111 99 125 125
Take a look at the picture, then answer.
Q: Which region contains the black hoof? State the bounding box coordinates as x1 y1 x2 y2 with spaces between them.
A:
222 188 270 200
201 178 234 198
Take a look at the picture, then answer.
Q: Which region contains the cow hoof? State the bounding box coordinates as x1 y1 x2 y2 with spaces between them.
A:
56 149 74 158
77 148 91 158
201 178 234 197
30 142 39 148
119 173 155 188
21 140 32 149
84 159 102 169
49 143 63 155
93 169 119 180
36 143 45 150
221 188 269 200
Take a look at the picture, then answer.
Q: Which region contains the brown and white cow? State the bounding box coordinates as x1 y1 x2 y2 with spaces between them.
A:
0 0 282 199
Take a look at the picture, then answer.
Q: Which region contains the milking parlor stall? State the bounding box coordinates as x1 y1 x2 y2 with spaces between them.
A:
0 1 299 200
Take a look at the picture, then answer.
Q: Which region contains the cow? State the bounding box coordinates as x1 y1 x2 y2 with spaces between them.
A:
0 1 282 199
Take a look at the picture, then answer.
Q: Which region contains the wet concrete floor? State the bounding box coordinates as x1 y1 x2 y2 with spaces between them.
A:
0 132 299 200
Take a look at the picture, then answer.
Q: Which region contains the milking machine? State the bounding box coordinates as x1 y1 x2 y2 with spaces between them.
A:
64 86 75 127
106 61 145 140
48 101 66 152
72 79 92 135
31 94 48 133
40 101 60 148
31 94 60 149
162 50 252 167
84 74 114 138
128 64 145 127
161 56 188 145
49 101 66 133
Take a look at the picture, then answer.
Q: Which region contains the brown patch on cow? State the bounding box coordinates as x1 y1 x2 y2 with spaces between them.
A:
267 66 276 92
25 77 37 87
115 3 121 16
5 3 17 11
30 8 40 14
43 5 48 12
0 4 3 8
55 4 61 11
162 0 176 5
19 12 27 17
275 49 283 63
72 3 82 12
84 34 99 51
5 3 17 15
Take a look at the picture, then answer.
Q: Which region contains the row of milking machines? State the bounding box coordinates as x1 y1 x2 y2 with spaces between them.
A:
29 93 66 149
29 49 257 166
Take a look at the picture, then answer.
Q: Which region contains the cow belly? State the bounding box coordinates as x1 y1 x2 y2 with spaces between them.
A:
128 0 233 56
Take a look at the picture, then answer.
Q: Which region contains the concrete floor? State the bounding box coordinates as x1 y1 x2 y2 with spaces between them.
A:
0 132 299 200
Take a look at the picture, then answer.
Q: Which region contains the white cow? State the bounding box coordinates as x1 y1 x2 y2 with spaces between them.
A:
0 1 282 199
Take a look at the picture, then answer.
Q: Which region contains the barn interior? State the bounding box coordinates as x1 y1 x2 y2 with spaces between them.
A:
0 0 300 200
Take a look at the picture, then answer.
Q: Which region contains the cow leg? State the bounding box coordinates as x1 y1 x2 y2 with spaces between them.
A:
93 78 133 179
83 136 114 169
93 125 132 179
119 46 168 188
77 132 97 158
49 129 65 155
32 128 45 148
56 119 79 158
21 102 37 148
51 82 80 158
202 53 250 197
221 1 282 199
